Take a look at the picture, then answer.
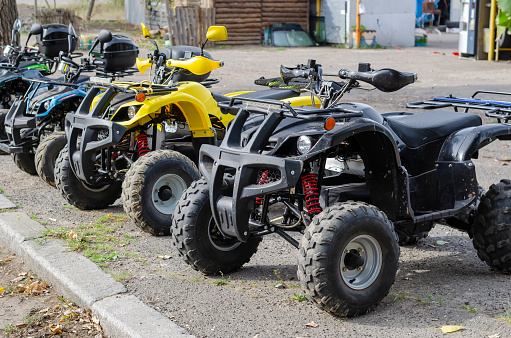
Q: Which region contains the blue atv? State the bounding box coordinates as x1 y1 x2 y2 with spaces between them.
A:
1 27 138 185
0 21 72 110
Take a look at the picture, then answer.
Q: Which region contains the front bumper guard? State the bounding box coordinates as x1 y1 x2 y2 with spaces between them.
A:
65 112 126 185
200 144 302 242
3 99 37 153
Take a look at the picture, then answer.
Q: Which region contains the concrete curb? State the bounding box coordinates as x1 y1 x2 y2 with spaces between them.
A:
0 210 193 337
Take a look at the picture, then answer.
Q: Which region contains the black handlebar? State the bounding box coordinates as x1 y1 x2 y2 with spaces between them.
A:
338 66 417 92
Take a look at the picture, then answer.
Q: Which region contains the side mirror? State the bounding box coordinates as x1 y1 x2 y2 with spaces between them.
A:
30 23 43 36
206 26 227 42
98 29 113 43
68 23 78 54
11 19 22 46
141 23 152 39
27 23 43 47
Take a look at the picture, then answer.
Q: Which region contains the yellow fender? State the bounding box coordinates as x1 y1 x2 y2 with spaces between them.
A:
111 84 320 138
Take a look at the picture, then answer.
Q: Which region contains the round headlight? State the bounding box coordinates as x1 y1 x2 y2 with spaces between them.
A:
127 106 137 119
297 135 312 154
43 100 51 111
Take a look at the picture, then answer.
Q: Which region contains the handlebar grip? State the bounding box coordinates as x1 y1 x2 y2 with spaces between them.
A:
92 59 105 66
280 65 310 84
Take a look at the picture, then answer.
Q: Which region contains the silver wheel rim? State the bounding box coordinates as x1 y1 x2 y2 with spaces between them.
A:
207 217 242 252
340 234 382 290
151 174 187 214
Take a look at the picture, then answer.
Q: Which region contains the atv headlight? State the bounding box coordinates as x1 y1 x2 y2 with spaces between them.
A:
297 135 312 154
127 106 139 119
43 100 51 111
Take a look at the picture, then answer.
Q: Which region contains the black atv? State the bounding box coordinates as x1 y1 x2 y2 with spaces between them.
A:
171 61 511 317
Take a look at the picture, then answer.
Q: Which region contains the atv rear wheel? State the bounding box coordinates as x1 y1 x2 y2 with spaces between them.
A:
0 111 7 155
11 153 37 175
171 179 261 275
54 145 122 209
472 179 511 273
35 132 66 187
298 201 399 317
122 150 200 236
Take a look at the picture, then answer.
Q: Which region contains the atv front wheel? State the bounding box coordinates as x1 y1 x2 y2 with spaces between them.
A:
171 179 261 275
35 132 66 187
472 179 511 273
298 201 399 317
54 146 122 209
122 150 200 236
0 111 7 155
11 153 37 175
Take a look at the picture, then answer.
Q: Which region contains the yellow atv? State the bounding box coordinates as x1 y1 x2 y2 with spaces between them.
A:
55 25 315 235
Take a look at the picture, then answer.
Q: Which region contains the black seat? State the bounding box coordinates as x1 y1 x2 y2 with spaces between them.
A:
212 89 299 104
212 89 300 115
385 110 481 148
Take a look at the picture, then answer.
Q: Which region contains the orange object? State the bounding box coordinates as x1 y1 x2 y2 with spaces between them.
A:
324 117 335 130
136 92 146 102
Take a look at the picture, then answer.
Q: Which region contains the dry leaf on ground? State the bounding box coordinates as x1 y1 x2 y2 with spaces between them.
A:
441 325 463 333
305 321 319 328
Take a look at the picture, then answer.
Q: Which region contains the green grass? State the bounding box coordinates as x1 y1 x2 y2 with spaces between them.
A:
213 272 230 286
504 301 511 324
3 313 43 335
292 293 308 302
393 290 409 302
462 304 477 313
108 271 133 284
61 205 73 209
43 214 131 267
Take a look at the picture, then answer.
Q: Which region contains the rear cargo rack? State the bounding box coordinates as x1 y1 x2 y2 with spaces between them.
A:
407 90 511 123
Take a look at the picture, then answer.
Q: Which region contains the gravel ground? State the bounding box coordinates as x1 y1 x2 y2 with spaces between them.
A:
1 33 511 337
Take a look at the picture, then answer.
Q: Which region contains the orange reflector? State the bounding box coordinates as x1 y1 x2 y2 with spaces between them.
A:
136 92 146 102
324 117 335 130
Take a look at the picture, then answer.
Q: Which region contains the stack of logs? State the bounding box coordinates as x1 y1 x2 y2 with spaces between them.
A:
214 0 309 45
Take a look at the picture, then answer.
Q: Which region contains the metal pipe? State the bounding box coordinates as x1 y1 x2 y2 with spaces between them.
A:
489 0 497 61
356 0 361 48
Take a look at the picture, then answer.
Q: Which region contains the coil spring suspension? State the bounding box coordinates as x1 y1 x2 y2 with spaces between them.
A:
302 174 322 215
136 133 150 157
255 170 269 205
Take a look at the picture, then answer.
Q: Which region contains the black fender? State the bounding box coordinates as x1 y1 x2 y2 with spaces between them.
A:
305 118 413 221
438 123 511 162
435 124 511 210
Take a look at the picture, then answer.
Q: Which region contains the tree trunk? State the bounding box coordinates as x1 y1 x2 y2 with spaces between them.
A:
86 0 95 21
0 0 19 46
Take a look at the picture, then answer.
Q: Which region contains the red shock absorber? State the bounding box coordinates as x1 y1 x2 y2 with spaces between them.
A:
136 133 150 157
255 170 270 205
302 174 322 215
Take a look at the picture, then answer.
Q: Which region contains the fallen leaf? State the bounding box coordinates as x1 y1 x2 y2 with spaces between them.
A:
0 287 5 296
69 231 78 239
305 321 319 328
441 325 463 333
108 213 113 216
436 240 449 246
16 284 26 293
49 324 62 336
5 258 11 262
10 276 25 283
